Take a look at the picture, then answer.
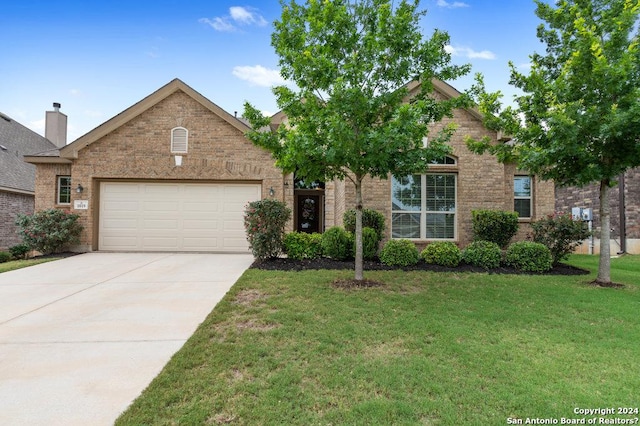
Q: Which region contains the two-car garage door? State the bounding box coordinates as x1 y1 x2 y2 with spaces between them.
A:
99 182 261 252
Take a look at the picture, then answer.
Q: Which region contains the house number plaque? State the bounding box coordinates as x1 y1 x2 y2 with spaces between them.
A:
74 200 89 210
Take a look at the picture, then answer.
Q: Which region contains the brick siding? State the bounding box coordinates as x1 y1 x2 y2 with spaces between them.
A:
0 191 34 249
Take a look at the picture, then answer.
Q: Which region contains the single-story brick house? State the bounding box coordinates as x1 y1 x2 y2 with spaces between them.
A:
556 170 640 254
24 78 555 253
0 110 58 249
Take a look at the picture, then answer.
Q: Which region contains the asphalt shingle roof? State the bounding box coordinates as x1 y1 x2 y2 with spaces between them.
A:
0 112 56 193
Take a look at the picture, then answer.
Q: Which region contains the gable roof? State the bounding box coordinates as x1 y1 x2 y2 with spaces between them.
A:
0 112 56 194
25 78 251 163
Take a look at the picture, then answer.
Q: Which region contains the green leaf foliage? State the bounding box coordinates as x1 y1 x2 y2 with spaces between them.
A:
15 209 83 255
471 210 520 249
530 213 591 265
283 232 323 260
321 227 354 261
244 199 292 261
0 251 12 263
8 243 30 260
360 227 380 260
421 241 461 268
379 239 419 266
505 241 553 273
343 209 386 242
462 240 502 270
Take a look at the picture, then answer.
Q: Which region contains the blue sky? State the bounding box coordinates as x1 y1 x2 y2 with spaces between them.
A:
1 0 544 143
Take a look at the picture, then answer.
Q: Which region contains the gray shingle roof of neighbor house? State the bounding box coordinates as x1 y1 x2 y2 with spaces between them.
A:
0 112 56 194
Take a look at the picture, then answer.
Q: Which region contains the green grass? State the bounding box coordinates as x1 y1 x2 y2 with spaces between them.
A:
117 255 640 425
0 257 60 273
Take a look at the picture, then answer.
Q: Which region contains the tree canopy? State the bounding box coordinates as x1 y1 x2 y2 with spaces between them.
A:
244 0 474 280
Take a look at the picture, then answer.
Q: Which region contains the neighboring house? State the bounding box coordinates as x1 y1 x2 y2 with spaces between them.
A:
24 78 555 253
556 170 640 254
0 110 58 249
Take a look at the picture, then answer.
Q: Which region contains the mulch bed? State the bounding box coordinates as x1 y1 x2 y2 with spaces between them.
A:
251 257 590 276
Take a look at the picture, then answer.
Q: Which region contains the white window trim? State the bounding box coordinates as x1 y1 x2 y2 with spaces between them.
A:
391 173 457 241
57 176 71 205
514 175 533 219
171 127 188 154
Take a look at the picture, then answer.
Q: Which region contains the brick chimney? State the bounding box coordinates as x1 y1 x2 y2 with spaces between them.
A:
45 102 67 148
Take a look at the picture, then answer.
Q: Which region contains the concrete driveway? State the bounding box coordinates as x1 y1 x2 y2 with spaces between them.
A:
0 252 253 426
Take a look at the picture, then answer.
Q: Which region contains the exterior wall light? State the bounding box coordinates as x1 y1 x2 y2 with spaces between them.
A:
76 184 84 194
269 187 275 197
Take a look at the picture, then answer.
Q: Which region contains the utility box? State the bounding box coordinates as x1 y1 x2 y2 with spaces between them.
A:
571 207 593 222
572 207 582 221
581 208 593 221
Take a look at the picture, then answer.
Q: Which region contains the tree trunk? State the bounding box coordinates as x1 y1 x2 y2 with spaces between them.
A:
355 178 364 281
597 180 611 284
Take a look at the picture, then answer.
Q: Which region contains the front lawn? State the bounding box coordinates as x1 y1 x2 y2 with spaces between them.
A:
0 257 60 273
117 255 639 425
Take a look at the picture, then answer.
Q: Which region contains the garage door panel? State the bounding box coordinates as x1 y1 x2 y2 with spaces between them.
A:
100 182 260 252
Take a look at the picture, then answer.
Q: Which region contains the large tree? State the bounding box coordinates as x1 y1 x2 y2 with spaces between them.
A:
467 0 640 285
244 0 473 281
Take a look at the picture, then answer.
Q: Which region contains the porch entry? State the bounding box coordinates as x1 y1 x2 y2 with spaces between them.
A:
294 178 325 233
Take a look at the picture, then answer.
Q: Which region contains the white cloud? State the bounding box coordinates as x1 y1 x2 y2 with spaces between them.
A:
70 89 82 96
84 110 103 118
232 65 286 87
200 6 267 32
445 45 496 60
29 118 45 133
436 0 469 8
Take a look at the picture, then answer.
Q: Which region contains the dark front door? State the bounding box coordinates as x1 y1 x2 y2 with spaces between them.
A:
296 193 323 233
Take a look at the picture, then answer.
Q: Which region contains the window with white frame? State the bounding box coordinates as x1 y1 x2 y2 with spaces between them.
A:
171 127 188 153
514 176 532 218
57 176 71 204
391 173 456 239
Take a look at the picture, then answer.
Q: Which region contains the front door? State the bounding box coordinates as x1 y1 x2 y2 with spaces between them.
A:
295 193 323 233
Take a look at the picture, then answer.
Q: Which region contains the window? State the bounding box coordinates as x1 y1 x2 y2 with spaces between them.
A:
171 127 188 153
514 176 532 218
392 174 456 239
57 176 71 204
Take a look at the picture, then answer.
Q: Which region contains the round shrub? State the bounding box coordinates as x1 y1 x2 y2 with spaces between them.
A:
0 251 12 263
244 199 291 261
505 241 553 273
9 243 30 260
472 209 519 248
421 241 461 268
462 240 502 269
322 227 354 260
379 239 419 267
283 232 323 260
15 209 83 255
530 213 591 264
343 208 386 242
360 227 380 260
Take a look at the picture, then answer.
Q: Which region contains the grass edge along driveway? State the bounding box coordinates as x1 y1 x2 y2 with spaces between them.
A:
117 255 640 425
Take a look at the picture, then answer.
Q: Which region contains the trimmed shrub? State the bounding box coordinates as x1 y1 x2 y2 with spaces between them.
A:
343 208 386 242
322 227 354 260
472 209 520 248
9 243 30 260
529 213 591 264
283 232 323 260
360 227 380 260
421 241 461 268
462 240 502 269
244 199 291 261
379 239 419 267
0 251 12 263
15 209 83 255
505 241 553 273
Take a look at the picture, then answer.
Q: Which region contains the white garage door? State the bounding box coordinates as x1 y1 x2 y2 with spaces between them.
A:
99 182 261 252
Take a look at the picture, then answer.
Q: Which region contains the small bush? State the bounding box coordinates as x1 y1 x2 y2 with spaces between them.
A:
9 243 31 260
379 239 419 267
421 241 461 268
244 199 291 261
343 208 386 242
472 210 520 248
283 232 323 260
360 227 380 260
15 209 83 255
322 227 354 260
0 251 12 263
505 241 553 273
462 240 502 269
530 213 591 264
